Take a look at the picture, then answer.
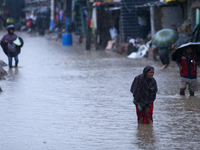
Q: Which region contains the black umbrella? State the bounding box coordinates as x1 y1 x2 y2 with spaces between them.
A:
171 42 200 61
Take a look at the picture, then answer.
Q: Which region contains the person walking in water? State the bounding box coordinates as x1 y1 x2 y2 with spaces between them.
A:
130 66 158 124
176 45 200 96
1 24 24 68
158 46 171 69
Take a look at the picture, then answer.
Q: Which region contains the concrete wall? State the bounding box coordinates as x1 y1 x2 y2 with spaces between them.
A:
151 5 184 37
161 6 184 29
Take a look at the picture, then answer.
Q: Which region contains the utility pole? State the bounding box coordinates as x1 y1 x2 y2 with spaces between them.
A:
65 0 72 32
85 0 93 50
50 0 54 29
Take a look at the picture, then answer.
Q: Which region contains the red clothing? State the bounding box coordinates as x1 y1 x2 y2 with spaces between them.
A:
180 54 197 77
136 102 154 124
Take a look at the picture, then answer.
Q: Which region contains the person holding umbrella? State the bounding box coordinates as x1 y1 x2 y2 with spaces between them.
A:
157 46 171 69
152 28 179 69
172 42 200 96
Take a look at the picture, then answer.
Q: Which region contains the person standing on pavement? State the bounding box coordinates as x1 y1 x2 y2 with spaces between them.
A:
176 45 200 96
130 66 158 124
0 24 24 68
30 13 37 33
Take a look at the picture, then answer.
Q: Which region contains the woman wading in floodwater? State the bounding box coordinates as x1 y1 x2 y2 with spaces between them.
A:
130 66 158 124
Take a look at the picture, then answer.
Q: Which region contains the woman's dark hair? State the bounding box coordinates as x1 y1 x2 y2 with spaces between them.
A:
143 66 154 75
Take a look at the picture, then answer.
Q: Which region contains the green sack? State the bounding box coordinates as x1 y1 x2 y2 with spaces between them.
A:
13 37 21 46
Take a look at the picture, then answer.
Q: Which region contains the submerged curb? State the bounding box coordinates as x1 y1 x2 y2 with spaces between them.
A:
0 60 8 92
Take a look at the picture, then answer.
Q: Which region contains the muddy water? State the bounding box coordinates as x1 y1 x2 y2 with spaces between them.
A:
0 32 200 150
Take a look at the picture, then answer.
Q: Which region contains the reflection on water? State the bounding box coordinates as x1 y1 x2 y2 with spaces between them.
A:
134 124 156 150
7 68 19 80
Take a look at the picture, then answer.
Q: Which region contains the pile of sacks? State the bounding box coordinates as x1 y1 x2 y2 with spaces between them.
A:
127 38 151 59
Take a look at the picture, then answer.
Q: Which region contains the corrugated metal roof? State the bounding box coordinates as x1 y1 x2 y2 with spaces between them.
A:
25 0 48 4
22 6 40 12
135 1 174 8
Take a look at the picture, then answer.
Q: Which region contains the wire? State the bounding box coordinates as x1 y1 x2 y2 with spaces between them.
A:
121 0 132 13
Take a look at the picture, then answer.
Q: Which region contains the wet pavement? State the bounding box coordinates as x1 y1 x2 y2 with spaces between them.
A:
0 31 200 150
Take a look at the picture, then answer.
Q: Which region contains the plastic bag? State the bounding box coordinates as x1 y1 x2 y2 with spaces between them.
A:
8 43 17 53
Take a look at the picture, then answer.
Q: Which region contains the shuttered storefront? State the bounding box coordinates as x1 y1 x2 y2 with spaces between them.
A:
121 0 157 42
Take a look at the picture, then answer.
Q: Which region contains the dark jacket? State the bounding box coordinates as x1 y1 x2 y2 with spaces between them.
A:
130 66 157 104
1 33 24 56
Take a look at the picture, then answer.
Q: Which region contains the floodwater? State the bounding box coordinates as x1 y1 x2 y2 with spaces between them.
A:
0 32 200 150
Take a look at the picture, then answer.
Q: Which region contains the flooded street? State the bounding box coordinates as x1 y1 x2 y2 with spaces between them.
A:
0 32 200 150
